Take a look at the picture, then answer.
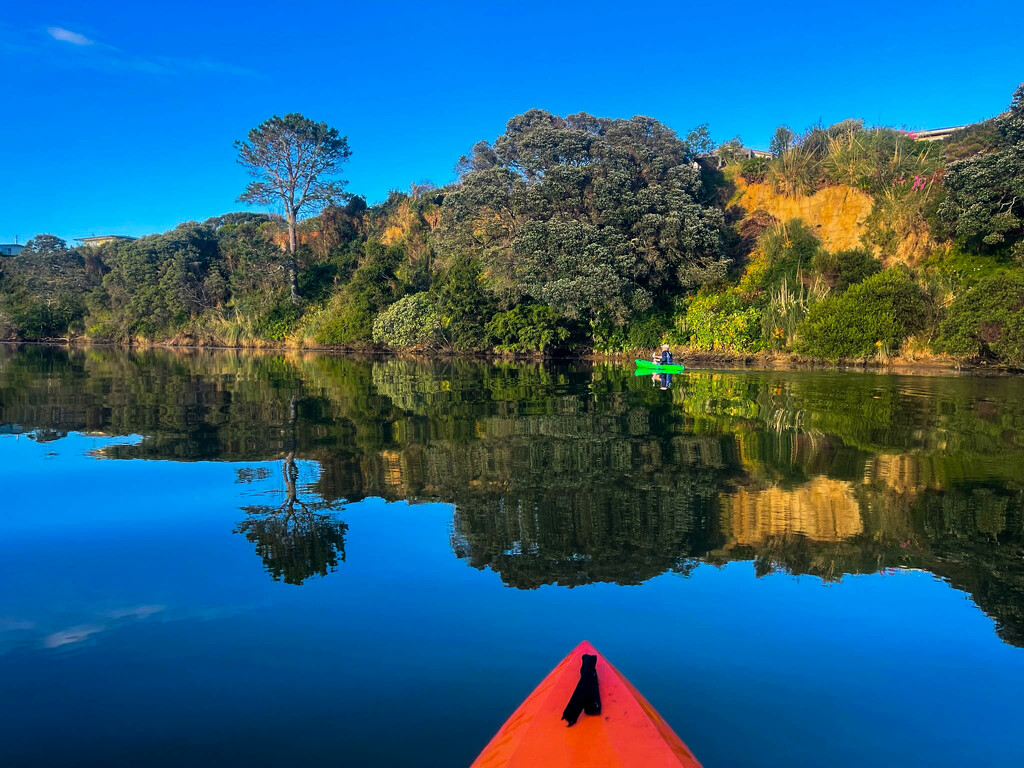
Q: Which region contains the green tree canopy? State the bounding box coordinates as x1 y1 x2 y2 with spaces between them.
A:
939 84 1024 254
438 110 727 323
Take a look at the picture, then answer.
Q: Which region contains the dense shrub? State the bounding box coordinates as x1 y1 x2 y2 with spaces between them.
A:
939 84 1024 252
922 243 1011 298
811 248 881 292
676 291 764 352
372 293 443 349
797 269 929 359
306 289 375 346
430 258 496 351
932 272 1024 365
256 301 304 341
739 156 771 183
0 291 85 339
591 310 671 352
486 304 570 353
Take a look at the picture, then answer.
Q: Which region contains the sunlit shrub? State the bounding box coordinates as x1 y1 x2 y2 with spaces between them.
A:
372 293 443 349
797 269 930 359
303 290 375 346
676 291 764 352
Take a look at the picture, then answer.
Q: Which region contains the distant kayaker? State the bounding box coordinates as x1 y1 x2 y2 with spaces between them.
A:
652 344 672 365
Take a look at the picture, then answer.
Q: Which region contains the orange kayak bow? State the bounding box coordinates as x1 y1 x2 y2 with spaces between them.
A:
471 641 703 767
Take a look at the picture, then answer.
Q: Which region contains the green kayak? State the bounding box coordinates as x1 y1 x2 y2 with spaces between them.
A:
635 359 686 373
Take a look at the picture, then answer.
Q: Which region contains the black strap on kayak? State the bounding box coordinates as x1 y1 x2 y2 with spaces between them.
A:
561 653 601 726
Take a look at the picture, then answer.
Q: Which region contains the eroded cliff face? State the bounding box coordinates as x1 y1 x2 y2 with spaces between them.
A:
729 178 938 263
731 178 873 253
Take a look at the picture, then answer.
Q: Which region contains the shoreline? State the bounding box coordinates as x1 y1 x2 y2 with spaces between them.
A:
2 339 1017 377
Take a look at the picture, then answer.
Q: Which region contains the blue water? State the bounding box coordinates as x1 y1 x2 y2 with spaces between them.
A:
1 347 1023 766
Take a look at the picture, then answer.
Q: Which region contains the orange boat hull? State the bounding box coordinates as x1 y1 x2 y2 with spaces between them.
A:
471 641 702 767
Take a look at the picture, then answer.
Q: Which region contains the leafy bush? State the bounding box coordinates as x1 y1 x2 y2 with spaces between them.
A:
304 240 405 346
811 248 881 292
921 243 1013 301
305 289 375 346
486 304 570 353
591 309 671 352
256 301 304 341
739 156 771 183
0 290 85 339
932 272 1024 365
430 258 495 351
676 291 764 352
797 269 929 359
372 293 443 349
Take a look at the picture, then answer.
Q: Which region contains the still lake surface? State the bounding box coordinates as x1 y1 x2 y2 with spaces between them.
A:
1 345 1023 766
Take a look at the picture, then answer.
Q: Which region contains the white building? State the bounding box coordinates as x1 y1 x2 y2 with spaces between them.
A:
0 242 25 256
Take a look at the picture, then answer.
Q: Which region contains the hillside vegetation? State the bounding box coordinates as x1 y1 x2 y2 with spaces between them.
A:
2 85 1023 367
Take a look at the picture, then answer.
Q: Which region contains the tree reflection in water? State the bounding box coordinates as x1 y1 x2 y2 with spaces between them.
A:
236 452 348 585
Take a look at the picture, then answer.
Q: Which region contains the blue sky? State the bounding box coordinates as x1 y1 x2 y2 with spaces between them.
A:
1 0 1022 244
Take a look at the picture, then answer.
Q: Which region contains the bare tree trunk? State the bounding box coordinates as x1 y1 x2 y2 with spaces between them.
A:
287 211 299 304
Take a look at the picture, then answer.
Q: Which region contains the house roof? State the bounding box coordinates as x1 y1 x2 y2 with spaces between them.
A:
74 235 136 242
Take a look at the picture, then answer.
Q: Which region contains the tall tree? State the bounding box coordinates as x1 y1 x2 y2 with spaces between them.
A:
769 125 796 156
235 113 352 303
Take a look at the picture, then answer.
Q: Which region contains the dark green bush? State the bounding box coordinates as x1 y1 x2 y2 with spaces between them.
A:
0 290 85 339
430 258 495 351
486 304 570 353
812 248 881 292
739 156 771 183
257 301 304 341
797 269 930 359
932 272 1024 365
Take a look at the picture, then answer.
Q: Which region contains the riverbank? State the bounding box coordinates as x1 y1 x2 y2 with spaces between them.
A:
5 338 1016 376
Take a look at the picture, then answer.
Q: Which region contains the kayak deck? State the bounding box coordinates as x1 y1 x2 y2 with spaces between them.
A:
635 359 685 373
471 641 702 767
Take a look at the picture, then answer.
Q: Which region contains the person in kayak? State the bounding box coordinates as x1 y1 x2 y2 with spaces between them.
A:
652 344 672 365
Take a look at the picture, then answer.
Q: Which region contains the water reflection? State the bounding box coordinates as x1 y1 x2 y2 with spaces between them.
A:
235 455 349 585
1 344 1022 644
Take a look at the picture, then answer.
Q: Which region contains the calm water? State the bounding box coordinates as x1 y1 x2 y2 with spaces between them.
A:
1 346 1023 766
